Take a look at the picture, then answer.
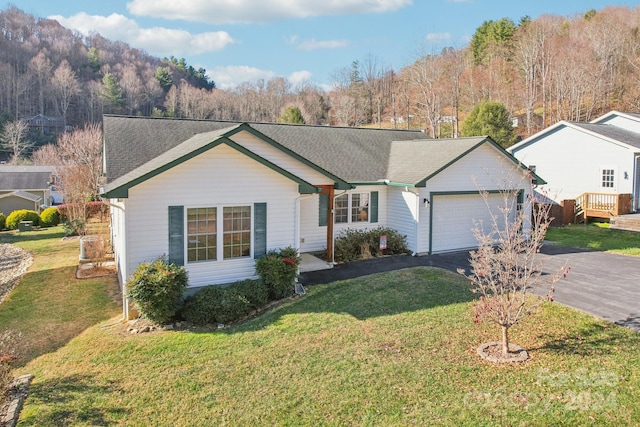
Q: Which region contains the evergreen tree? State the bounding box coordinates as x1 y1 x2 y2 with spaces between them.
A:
462 100 518 148
280 106 306 124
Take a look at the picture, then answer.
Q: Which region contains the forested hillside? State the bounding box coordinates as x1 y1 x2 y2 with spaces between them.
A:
2 4 640 156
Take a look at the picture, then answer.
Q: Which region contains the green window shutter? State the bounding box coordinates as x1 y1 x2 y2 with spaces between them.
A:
318 193 328 226
370 191 379 223
254 202 267 259
168 205 184 266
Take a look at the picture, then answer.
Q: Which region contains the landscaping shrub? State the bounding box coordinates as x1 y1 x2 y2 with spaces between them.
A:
39 206 60 227
182 284 255 326
227 279 269 309
334 226 410 263
255 247 299 300
57 201 109 222
127 256 188 324
0 213 5 231
5 209 40 230
182 286 224 325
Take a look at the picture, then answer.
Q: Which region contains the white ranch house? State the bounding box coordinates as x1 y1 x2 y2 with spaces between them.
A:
101 115 539 307
508 110 640 212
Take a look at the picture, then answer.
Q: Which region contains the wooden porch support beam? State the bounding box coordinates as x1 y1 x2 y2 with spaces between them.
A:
318 185 335 263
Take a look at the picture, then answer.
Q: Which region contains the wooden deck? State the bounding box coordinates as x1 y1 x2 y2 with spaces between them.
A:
574 193 632 223
610 213 640 232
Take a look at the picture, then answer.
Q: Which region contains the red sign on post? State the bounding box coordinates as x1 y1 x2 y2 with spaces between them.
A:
379 235 387 250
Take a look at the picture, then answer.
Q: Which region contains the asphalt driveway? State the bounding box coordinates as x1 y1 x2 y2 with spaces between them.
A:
299 245 640 333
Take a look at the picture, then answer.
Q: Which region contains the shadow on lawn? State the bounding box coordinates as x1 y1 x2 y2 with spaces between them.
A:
22 374 128 425
219 267 477 333
0 229 67 244
534 322 639 357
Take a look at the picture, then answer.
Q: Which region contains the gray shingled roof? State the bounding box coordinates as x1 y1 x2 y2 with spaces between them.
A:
103 115 431 185
0 190 42 202
387 137 487 184
0 166 53 191
570 122 640 149
103 116 522 191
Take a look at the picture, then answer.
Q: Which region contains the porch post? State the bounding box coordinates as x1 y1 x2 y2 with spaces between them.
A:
318 185 335 263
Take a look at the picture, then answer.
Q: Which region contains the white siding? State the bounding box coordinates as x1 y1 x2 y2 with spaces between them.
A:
510 126 635 202
386 187 420 254
230 131 335 186
417 143 532 254
108 198 127 286
123 144 299 288
299 194 325 252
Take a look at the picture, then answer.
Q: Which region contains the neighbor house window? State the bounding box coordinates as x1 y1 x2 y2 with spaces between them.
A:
351 193 369 222
601 169 615 188
223 206 251 259
187 207 217 262
334 194 349 224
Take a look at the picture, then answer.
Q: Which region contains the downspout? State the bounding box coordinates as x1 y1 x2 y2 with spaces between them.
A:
413 189 420 255
99 196 128 323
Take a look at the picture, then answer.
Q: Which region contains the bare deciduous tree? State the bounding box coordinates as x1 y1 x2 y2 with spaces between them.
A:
458 173 570 356
0 119 31 161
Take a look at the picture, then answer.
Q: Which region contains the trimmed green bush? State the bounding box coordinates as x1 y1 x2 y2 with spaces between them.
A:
182 284 255 326
334 226 410 263
182 286 224 326
127 256 188 324
39 207 60 227
0 213 5 231
227 279 269 309
255 247 299 300
5 209 40 230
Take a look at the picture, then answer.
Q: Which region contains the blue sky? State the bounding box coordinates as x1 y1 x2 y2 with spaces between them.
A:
11 0 640 90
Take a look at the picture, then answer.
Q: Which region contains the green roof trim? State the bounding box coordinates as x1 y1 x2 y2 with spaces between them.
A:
415 137 546 187
101 127 321 198
350 180 416 187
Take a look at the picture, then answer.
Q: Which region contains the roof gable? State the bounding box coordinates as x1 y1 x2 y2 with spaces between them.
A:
101 124 323 198
508 120 640 153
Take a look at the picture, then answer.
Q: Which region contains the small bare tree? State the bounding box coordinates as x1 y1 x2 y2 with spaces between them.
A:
458 173 569 357
0 120 31 162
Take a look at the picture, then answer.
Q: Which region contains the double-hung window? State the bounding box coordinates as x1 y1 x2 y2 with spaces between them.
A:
187 205 251 262
334 193 370 224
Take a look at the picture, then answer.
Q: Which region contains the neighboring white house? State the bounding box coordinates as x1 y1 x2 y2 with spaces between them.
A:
508 111 640 211
101 115 539 301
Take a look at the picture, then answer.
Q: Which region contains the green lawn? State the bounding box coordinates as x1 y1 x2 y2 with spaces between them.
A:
15 269 640 426
2 225 639 425
0 226 121 364
546 223 640 256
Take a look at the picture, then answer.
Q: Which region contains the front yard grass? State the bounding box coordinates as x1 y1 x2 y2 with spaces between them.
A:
546 222 640 256
15 266 640 426
0 225 121 364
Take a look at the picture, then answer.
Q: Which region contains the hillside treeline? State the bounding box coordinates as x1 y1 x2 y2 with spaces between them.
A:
2 4 640 147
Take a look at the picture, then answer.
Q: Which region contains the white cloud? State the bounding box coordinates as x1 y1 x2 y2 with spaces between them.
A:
127 0 412 24
50 12 235 56
288 71 313 87
296 39 349 51
425 32 451 43
210 65 277 89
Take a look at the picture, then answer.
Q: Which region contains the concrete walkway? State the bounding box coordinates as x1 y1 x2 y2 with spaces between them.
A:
299 245 640 333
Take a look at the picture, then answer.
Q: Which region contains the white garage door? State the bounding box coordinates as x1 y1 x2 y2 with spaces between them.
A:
431 193 514 253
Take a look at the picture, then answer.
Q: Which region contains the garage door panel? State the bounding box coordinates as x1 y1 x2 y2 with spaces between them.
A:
431 194 513 253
